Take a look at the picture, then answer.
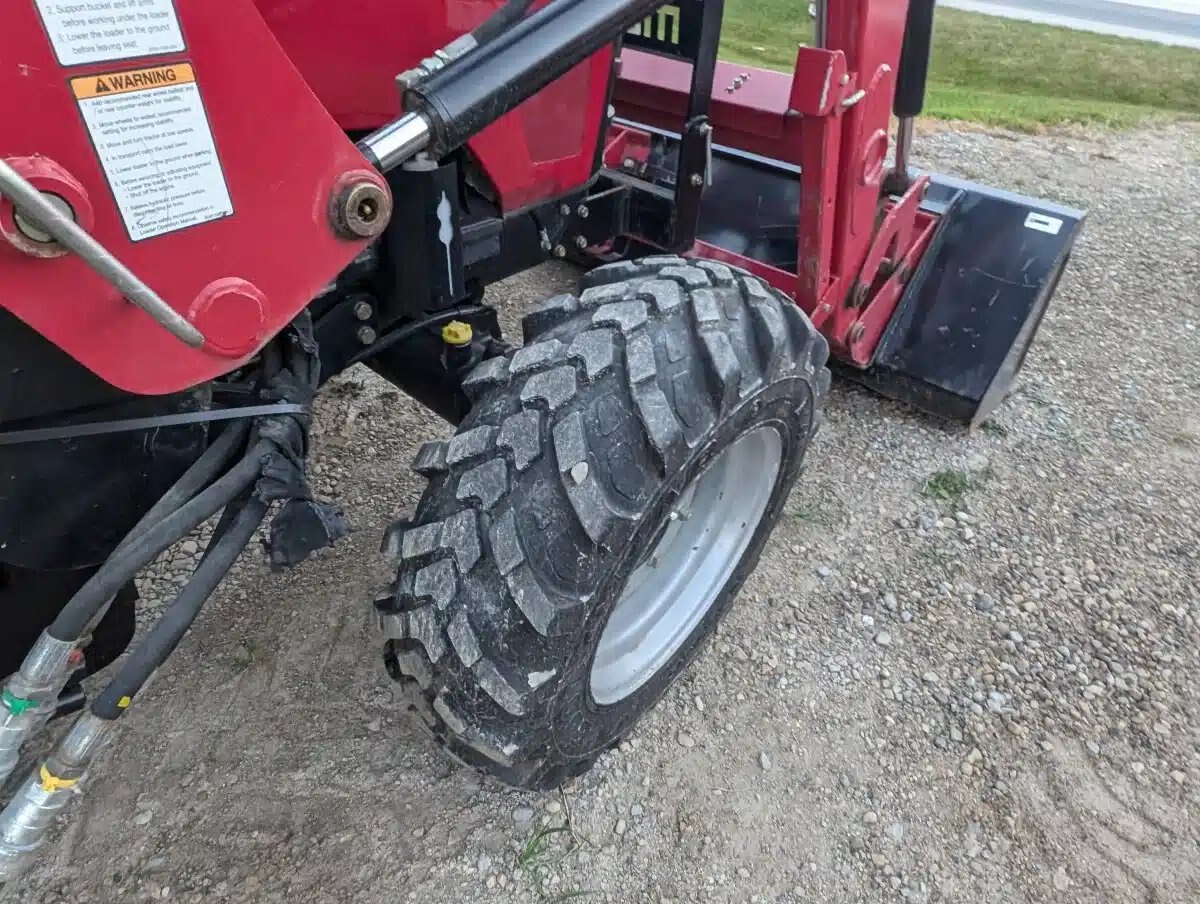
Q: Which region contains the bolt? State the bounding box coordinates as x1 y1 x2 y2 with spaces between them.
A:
352 300 373 321
560 204 572 216
357 325 378 346
690 173 704 187
577 204 589 219
13 194 74 245
333 180 392 240
553 245 567 258
623 158 637 170
574 235 588 249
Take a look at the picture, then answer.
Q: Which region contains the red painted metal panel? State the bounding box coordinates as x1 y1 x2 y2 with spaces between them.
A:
1 0 384 395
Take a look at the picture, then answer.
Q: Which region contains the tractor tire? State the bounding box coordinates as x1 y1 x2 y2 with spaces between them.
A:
376 256 830 789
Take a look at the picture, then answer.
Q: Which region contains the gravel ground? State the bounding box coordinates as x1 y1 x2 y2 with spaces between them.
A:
6 121 1199 904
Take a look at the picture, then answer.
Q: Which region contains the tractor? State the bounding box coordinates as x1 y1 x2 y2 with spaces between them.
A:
0 0 1083 879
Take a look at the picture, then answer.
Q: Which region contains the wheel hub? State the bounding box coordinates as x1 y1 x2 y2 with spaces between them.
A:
589 426 783 705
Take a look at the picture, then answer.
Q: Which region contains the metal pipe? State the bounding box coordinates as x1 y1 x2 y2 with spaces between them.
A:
0 713 113 883
813 0 828 49
358 113 434 174
0 159 204 349
891 116 915 192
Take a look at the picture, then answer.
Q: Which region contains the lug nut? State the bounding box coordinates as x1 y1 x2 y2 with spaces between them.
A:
357 325 378 346
353 300 373 321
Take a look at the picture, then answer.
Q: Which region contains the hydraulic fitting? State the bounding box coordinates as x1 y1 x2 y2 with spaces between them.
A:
0 633 76 787
0 713 113 883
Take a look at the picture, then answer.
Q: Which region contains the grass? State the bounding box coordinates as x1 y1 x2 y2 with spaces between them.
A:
515 808 592 901
922 469 972 508
720 1 1200 130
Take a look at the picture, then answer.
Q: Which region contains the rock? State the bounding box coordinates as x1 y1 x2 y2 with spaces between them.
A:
179 540 200 557
545 799 563 815
863 811 879 825
614 818 627 836
411 827 425 838
630 803 645 817
512 806 535 827
875 631 893 647
817 566 832 578
759 751 772 771
1053 866 1071 891
677 732 696 749
133 810 153 827
986 691 1007 713
886 822 906 843
883 593 899 610
922 671 938 684
477 853 493 874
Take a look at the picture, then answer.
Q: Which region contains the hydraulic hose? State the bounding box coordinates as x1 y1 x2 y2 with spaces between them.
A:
48 441 268 641
90 497 269 719
118 419 251 554
472 0 536 44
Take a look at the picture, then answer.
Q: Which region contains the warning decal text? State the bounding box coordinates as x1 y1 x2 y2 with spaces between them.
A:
71 63 233 242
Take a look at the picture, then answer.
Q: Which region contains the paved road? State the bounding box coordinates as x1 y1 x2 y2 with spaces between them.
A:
940 0 1200 48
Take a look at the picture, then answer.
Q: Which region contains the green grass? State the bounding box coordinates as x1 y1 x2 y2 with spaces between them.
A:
720 2 1200 130
922 469 972 508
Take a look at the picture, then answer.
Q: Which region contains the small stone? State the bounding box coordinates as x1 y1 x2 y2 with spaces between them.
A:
886 822 905 843
759 751 772 771
922 671 938 684
366 717 382 732
614 818 627 836
1170 770 1186 785
875 631 893 647
883 593 899 610
412 827 425 838
512 806 535 827
849 836 866 855
677 732 696 749
974 594 996 612
1053 866 1071 891
1130 762 1145 776
545 799 563 815
477 853 493 873
179 540 200 557
630 803 645 817
133 810 153 827
986 691 1007 713
863 811 879 825
817 566 833 578
569 461 589 485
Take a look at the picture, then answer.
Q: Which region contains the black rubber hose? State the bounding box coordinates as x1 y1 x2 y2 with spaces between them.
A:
117 419 251 554
90 497 269 720
48 442 268 641
472 0 536 44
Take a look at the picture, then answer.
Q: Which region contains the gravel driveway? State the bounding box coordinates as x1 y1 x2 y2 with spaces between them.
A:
7 121 1199 904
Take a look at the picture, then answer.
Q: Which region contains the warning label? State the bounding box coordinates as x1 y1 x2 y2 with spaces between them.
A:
71 63 233 242
35 0 185 67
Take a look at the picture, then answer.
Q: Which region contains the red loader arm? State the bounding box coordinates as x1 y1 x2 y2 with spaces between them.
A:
0 0 387 396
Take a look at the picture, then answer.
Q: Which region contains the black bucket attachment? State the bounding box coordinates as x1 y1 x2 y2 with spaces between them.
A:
842 176 1085 427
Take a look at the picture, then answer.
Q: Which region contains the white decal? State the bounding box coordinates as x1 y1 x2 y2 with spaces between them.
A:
437 191 455 293
35 0 185 67
71 63 232 241
1024 212 1063 235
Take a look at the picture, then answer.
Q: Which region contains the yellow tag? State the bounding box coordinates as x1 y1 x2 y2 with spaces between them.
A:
118 696 132 709
40 765 78 792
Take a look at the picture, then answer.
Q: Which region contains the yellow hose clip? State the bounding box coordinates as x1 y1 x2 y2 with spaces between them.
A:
40 764 78 792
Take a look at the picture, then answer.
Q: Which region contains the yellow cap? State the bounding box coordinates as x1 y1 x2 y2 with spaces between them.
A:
441 320 473 346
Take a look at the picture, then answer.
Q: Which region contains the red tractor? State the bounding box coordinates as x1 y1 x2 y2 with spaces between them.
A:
0 0 1082 879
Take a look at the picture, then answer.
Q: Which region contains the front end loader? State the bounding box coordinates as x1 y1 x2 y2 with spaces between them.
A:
0 0 1083 880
